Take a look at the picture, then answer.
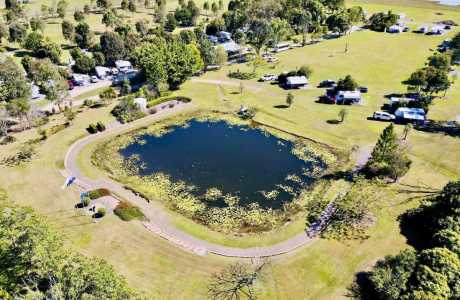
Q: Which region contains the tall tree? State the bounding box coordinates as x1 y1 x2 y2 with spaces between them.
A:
74 22 93 48
0 57 31 102
100 31 126 65
61 20 75 42
247 18 273 55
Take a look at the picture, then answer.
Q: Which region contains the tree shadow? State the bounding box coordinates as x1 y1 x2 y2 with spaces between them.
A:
273 104 289 109
326 119 341 125
345 271 376 299
230 91 241 95
13 50 31 58
415 122 460 138
320 170 356 182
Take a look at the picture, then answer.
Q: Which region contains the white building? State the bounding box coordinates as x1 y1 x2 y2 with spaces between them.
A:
336 91 362 104
395 107 426 123
388 25 402 33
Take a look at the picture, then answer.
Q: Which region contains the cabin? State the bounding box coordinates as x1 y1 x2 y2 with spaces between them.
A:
274 42 291 53
336 91 361 105
394 107 426 124
115 60 133 73
286 76 308 89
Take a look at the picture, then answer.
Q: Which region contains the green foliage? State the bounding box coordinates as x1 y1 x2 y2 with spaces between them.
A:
227 70 256 80
365 124 411 180
368 10 398 32
164 13 177 32
8 22 27 43
114 201 145 221
61 20 74 42
96 207 107 217
74 22 93 49
100 31 126 64
111 96 146 123
0 57 31 102
0 203 134 298
403 66 451 95
87 122 106 134
146 95 192 108
0 144 35 166
89 188 111 199
336 74 358 91
428 52 451 71
82 196 91 207
362 181 460 299
96 121 106 132
70 48 95 74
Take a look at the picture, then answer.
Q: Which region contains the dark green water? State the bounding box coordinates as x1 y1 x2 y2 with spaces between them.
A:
120 120 325 209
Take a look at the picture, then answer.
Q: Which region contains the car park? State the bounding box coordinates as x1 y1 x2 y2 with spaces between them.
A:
373 111 395 121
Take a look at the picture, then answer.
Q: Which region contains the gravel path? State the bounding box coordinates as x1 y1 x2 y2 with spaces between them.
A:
64 102 337 257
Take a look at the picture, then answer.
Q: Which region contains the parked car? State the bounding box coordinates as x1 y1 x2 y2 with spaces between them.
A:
359 86 368 93
319 79 336 88
259 74 277 82
90 76 99 83
373 111 395 121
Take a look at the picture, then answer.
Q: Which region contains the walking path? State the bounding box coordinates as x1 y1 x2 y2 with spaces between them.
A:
63 102 339 258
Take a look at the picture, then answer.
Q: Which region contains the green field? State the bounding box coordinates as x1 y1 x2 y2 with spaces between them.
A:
1 0 460 299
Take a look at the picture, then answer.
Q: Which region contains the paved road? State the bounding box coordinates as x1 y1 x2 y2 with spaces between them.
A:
64 103 335 257
40 80 112 113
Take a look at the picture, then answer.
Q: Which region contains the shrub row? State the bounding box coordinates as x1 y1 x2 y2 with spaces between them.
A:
227 70 256 80
113 201 145 221
86 122 106 134
146 95 192 108
88 188 111 200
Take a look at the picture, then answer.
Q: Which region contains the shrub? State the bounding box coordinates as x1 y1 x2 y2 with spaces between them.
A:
82 196 91 207
146 95 192 108
228 70 256 80
96 122 106 132
88 188 111 200
83 99 94 107
114 201 145 221
86 124 98 134
96 207 106 218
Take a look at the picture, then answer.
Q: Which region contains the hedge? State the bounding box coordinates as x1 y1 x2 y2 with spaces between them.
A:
88 188 111 200
147 95 192 108
114 201 145 221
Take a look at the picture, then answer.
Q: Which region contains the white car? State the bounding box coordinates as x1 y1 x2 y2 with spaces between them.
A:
373 111 395 121
259 74 277 82
90 76 99 83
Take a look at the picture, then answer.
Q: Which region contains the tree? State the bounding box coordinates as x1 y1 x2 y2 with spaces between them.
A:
23 31 44 53
128 0 137 12
121 0 129 10
365 123 411 180
120 78 131 95
8 22 27 43
37 39 62 64
203 1 209 14
424 67 451 96
337 75 358 91
57 0 68 18
135 19 149 36
270 18 289 48
164 13 177 32
0 57 31 102
133 42 167 86
403 68 427 93
368 10 398 32
297 65 313 78
247 18 273 55
211 2 218 16
100 31 126 65
74 22 93 49
296 10 312 46
99 87 117 104
0 202 135 298
6 98 30 129
338 108 348 123
326 11 351 35
61 20 75 42
403 123 412 140
0 22 9 44
286 92 294 107
30 17 45 32
84 4 91 14
187 43 204 73
427 52 450 71
96 0 112 10
102 9 118 28
74 9 85 21
70 48 95 73
208 263 262 300
215 45 228 66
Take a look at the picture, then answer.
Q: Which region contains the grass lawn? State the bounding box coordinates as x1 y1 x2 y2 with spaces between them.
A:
1 0 460 299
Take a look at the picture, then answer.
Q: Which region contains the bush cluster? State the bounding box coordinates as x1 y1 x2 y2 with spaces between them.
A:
227 70 256 80
87 122 106 134
88 188 111 200
114 201 145 221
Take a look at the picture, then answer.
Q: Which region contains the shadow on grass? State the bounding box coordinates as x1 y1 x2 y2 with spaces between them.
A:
13 50 31 58
415 122 460 138
345 271 377 299
326 119 341 125
273 104 289 109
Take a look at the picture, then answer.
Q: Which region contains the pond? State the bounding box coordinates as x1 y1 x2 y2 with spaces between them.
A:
120 120 326 209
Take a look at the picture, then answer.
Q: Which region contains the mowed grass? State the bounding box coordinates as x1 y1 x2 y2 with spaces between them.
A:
1 0 460 299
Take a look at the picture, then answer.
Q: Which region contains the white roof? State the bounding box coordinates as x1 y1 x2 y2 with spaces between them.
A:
337 90 361 98
115 60 132 68
287 76 308 85
220 41 241 53
395 107 425 120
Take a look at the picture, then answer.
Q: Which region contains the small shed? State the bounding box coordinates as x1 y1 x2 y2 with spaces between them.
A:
286 76 308 88
134 98 147 112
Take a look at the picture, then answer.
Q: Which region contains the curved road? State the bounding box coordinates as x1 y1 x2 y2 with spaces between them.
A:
64 102 334 257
